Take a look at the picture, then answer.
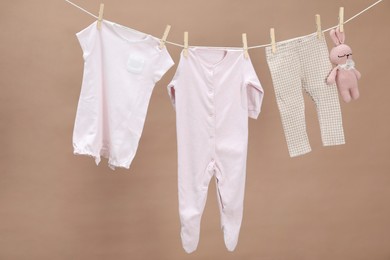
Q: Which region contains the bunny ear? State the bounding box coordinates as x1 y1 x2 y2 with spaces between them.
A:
329 29 340 45
335 27 346 44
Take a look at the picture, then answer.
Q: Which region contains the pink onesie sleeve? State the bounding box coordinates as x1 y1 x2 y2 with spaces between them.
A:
167 61 181 109
153 47 175 83
242 58 264 119
76 22 96 58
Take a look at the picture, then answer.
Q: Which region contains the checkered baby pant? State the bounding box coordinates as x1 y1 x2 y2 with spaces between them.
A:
265 34 345 157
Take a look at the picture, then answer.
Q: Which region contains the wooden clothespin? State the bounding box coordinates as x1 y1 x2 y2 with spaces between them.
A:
183 31 189 58
270 28 276 54
97 3 104 30
315 14 322 39
339 7 344 32
242 33 249 59
159 25 171 49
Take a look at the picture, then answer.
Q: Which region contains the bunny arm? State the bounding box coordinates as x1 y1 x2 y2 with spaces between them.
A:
327 67 338 84
353 68 361 80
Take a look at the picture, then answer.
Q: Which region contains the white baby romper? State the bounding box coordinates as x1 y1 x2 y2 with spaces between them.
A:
167 47 264 253
73 20 174 169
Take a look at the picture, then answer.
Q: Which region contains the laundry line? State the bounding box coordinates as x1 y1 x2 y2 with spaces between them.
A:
64 0 384 49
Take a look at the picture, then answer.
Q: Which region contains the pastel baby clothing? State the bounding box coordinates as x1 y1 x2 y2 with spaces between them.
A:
265 34 345 157
167 47 264 253
73 20 174 169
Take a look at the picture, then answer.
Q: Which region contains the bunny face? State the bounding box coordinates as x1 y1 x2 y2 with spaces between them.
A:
329 44 353 65
329 28 354 65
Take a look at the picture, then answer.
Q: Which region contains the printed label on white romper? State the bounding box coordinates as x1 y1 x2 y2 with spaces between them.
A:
127 54 145 74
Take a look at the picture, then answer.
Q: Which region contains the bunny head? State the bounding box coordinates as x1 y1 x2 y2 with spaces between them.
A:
329 28 353 65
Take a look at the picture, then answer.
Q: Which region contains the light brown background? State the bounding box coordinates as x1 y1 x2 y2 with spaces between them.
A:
1 0 389 259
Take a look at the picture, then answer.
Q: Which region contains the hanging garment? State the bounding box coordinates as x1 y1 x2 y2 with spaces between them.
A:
265 34 345 157
73 20 174 169
167 47 264 253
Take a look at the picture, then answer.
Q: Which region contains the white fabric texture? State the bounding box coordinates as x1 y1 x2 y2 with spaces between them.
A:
73 20 174 169
338 59 356 70
265 34 345 157
168 47 264 253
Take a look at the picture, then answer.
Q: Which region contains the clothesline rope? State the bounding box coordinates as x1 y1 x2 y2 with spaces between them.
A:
65 0 98 19
64 0 384 49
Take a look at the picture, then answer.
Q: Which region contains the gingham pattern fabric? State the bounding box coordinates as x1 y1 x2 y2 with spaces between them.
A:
265 34 345 157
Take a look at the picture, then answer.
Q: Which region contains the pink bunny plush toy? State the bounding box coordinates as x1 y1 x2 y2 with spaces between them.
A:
327 27 361 103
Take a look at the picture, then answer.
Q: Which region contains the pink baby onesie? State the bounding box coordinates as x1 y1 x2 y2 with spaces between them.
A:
167 47 264 253
73 20 174 169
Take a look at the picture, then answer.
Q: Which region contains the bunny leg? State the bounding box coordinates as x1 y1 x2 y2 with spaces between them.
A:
340 88 352 103
350 87 360 100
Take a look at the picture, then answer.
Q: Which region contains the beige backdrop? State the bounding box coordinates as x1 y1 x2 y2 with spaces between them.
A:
1 0 390 259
